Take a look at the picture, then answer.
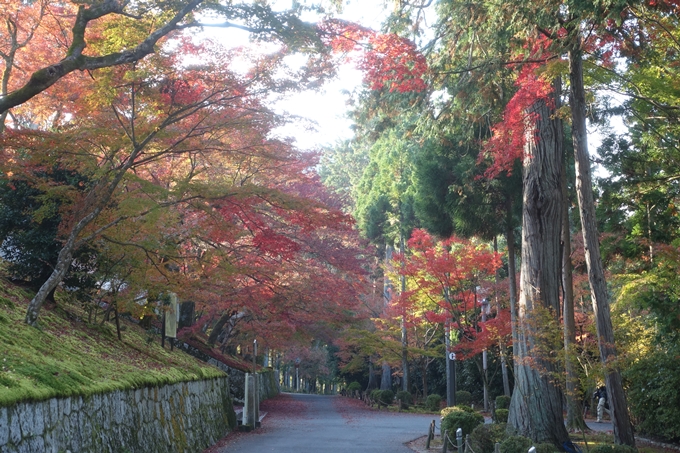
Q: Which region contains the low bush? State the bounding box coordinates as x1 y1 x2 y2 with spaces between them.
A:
536 443 560 453
495 395 511 410
370 389 382 404
470 423 507 453
442 405 474 418
441 407 485 443
456 390 473 406
500 435 533 453
379 389 394 405
495 409 509 423
396 390 412 409
426 394 442 411
589 445 638 453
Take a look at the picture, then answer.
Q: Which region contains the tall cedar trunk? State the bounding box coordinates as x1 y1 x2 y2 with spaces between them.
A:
507 97 570 446
506 195 519 383
495 236 512 396
381 362 392 390
568 42 635 446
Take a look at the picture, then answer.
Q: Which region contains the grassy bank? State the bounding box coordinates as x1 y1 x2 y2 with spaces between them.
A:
0 271 224 408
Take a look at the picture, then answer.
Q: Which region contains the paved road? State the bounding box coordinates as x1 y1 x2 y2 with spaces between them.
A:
212 393 436 453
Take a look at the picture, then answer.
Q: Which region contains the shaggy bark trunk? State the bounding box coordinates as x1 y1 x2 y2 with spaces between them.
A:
506 195 519 384
380 362 392 390
568 41 635 446
507 97 570 447
367 359 378 391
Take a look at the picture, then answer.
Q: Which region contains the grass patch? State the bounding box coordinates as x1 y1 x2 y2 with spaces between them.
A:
0 270 224 408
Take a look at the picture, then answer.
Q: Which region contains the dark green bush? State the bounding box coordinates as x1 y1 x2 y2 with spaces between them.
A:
456 390 473 406
426 394 442 411
347 381 361 392
589 445 638 453
441 407 485 442
624 350 680 441
535 443 560 453
396 390 412 409
500 435 532 453
495 395 511 410
370 389 382 403
495 409 509 423
470 423 507 453
379 389 394 405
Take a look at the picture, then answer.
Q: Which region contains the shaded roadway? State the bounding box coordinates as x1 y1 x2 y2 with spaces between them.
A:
213 393 437 453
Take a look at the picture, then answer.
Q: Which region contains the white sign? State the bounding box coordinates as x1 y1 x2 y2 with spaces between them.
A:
448 352 456 361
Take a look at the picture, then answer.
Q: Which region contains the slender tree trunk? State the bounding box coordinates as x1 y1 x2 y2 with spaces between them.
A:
367 359 378 391
207 312 232 345
495 237 512 397
568 41 635 447
506 195 519 384
401 233 409 392
557 77 588 432
507 97 570 446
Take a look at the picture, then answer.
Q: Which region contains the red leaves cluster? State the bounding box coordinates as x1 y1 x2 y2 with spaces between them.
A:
321 20 428 93
479 39 555 179
392 229 502 334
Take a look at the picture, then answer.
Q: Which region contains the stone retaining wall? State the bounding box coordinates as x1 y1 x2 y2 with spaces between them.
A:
0 377 236 453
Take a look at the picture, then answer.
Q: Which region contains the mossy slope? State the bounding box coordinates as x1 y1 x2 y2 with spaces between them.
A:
0 272 224 408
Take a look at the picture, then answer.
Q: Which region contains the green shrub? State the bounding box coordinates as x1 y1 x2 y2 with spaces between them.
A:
441 408 485 442
379 389 394 405
426 394 442 411
370 389 382 403
470 423 507 453
347 381 361 392
495 409 509 423
589 445 638 453
456 390 473 406
442 405 474 418
500 435 532 453
624 350 680 441
536 443 560 453
495 395 511 410
396 390 412 409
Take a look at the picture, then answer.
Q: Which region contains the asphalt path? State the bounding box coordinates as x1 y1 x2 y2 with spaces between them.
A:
211 393 437 453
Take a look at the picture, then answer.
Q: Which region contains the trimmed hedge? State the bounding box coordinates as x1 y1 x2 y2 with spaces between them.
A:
426 394 442 411
441 407 484 443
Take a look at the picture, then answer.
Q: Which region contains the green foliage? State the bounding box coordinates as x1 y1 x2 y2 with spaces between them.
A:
426 393 442 411
500 436 533 453
441 405 474 418
495 395 511 410
535 443 559 453
624 351 680 441
370 389 382 401
441 406 484 438
347 381 362 392
456 390 472 406
470 423 507 453
396 390 412 408
494 409 509 423
588 445 638 453
380 389 394 405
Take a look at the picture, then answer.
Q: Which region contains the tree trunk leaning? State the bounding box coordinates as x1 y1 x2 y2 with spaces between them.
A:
568 41 635 446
